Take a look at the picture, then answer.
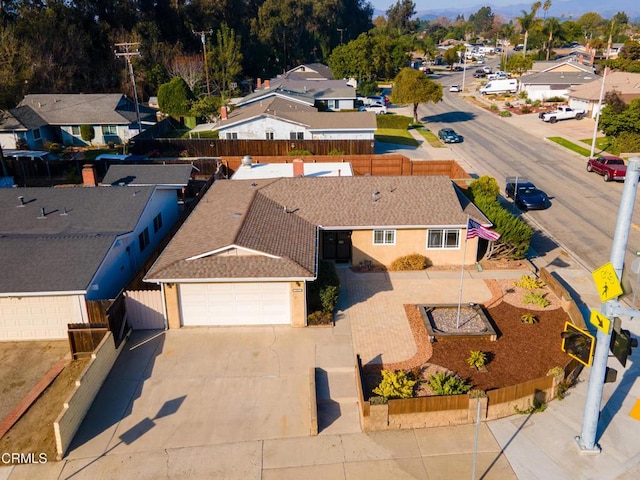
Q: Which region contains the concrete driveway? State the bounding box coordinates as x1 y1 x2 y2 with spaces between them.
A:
62 323 357 464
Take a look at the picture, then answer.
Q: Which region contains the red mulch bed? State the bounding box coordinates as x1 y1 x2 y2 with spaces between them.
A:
426 300 570 391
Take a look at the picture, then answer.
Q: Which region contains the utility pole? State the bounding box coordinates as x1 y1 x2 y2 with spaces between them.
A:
576 157 640 453
115 42 142 133
193 29 213 95
337 28 347 44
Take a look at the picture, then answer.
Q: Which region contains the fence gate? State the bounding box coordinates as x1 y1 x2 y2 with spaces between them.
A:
125 290 166 330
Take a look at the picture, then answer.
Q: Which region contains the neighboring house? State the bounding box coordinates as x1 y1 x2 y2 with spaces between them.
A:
8 94 158 149
568 72 640 117
519 71 599 102
144 176 491 328
283 63 335 81
200 97 376 141
0 166 180 341
529 57 595 75
100 163 196 202
231 157 353 179
0 110 27 149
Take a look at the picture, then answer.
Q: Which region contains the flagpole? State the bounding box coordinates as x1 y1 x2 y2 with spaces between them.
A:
457 215 469 329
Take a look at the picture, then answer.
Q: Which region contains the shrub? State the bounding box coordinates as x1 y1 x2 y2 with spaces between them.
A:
532 100 541 107
514 398 547 414
328 149 345 155
489 104 499 111
544 96 566 103
80 124 95 142
525 98 532 104
288 149 313 156
523 292 550 308
520 106 532 114
504 101 511 107
520 313 538 324
307 310 333 326
390 253 430 271
499 110 512 117
320 285 339 313
373 370 417 399
306 260 340 314
468 175 500 201
469 389 487 399
466 350 487 368
514 274 544 290
428 372 472 396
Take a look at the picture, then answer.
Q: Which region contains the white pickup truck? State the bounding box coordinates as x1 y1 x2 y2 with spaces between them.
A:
539 105 586 123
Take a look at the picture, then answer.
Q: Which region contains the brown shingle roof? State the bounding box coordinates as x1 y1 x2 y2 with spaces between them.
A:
145 176 487 282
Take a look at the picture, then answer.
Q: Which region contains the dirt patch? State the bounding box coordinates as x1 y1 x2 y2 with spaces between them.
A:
0 358 89 463
0 341 69 421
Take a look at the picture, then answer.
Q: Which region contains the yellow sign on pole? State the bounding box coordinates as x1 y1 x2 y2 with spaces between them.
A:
589 309 611 335
592 262 623 302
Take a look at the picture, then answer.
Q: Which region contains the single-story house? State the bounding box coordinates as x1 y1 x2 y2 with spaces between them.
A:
529 57 595 75
200 97 376 141
100 163 196 202
519 71 599 102
0 110 28 150
144 175 492 328
0 167 180 340
282 63 335 81
568 72 640 117
8 94 158 150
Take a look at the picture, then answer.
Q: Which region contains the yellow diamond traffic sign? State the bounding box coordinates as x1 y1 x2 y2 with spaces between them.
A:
592 262 623 302
589 309 611 335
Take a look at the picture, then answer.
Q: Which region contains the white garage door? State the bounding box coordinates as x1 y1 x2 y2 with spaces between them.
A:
0 295 80 340
180 283 291 326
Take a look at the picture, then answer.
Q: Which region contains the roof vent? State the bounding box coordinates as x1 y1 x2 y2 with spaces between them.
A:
60 207 69 216
38 207 46 219
17 196 25 207
241 155 253 167
372 190 379 202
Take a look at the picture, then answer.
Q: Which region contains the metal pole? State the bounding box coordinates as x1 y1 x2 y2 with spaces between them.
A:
462 47 467 92
457 215 469 329
577 157 640 453
471 398 482 480
589 67 608 158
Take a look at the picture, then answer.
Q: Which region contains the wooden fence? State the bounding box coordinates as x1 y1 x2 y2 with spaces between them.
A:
388 394 469 415
67 324 108 359
131 138 374 157
85 295 127 348
486 375 553 405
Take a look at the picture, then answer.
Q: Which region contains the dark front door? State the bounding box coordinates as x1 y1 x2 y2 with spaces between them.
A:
322 231 352 263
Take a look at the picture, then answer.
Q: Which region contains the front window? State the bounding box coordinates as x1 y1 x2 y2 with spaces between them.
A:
289 132 303 140
427 229 460 249
102 125 117 135
153 213 163 233
71 126 80 135
138 227 150 252
373 229 395 245
265 131 274 140
226 132 238 140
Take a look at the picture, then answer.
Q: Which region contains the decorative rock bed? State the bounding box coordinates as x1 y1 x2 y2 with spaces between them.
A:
420 303 497 342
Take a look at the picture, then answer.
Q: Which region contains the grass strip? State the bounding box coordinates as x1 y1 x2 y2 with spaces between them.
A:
416 127 446 147
375 128 419 147
547 137 592 157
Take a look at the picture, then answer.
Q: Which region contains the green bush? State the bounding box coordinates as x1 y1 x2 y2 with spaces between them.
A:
390 253 430 271
613 132 640 154
373 370 417 399
328 149 345 155
520 313 538 324
544 96 566 103
288 149 313 156
489 104 498 111
376 114 414 130
532 100 541 107
499 110 512 117
468 175 500 201
520 106 532 114
306 260 340 314
80 124 95 142
320 285 339 313
523 292 550 308
428 372 472 396
466 351 487 368
514 275 544 290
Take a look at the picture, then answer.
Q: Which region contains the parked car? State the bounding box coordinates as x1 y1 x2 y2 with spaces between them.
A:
505 180 550 210
482 66 492 74
364 95 389 106
473 69 486 78
438 128 463 143
362 102 387 114
586 156 627 182
449 84 461 92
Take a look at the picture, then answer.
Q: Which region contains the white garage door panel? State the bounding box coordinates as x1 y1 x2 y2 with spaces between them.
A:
180 283 291 326
0 296 79 340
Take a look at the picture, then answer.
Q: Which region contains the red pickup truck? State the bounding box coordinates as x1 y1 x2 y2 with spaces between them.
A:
586 156 627 182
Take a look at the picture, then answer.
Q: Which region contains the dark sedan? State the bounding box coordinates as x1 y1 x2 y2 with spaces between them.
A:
505 181 550 210
438 128 463 143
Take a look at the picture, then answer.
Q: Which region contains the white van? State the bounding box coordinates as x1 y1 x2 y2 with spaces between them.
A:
479 79 518 95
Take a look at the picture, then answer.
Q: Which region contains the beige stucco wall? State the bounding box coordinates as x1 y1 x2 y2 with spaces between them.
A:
164 283 181 329
290 281 307 327
351 228 479 267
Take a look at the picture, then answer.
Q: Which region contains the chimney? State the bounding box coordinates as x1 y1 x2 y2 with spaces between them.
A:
264 79 270 89
82 164 97 187
221 106 228 120
293 158 304 177
257 78 262 89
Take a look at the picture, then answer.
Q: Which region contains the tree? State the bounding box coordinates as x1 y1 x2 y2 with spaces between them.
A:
516 3 542 57
470 6 494 37
542 17 562 60
576 12 604 44
391 67 443 123
386 0 417 35
542 0 552 20
506 54 533 75
599 98 640 137
209 23 243 99
157 76 195 116
189 95 222 122
443 45 462 70
165 54 203 92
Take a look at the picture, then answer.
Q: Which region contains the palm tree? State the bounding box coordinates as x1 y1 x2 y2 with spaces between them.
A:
543 0 552 20
516 3 542 57
543 17 561 60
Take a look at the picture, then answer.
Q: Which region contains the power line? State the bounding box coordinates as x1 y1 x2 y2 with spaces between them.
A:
114 42 142 133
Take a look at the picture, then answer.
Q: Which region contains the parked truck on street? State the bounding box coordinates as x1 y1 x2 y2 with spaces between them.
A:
539 105 586 123
586 156 627 182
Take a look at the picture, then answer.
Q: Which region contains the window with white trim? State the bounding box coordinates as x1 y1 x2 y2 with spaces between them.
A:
427 229 460 249
373 229 396 245
289 131 303 140
71 126 81 135
102 125 117 135
226 132 238 139
265 131 274 140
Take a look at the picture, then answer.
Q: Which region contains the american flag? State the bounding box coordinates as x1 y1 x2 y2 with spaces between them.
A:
466 218 501 241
